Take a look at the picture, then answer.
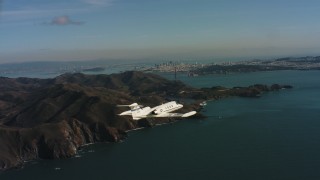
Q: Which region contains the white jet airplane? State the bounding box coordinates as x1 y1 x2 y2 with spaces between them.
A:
117 101 196 120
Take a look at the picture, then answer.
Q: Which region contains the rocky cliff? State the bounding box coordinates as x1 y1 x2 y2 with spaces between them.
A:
0 71 292 171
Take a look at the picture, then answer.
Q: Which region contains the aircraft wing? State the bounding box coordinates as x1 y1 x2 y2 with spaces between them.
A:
153 111 196 118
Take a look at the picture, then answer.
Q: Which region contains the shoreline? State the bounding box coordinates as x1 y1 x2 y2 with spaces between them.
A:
0 71 292 171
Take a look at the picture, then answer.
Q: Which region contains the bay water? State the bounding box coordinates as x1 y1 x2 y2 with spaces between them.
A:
1 70 320 180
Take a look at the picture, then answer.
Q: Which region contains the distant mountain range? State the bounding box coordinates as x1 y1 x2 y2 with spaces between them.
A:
146 56 320 74
191 56 320 75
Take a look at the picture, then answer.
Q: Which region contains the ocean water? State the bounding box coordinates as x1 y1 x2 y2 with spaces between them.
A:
1 70 320 180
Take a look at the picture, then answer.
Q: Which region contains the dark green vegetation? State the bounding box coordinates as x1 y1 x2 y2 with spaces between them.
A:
0 71 291 171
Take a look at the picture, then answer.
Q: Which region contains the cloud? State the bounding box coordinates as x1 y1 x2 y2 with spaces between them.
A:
47 15 84 26
0 1 110 25
1 8 88 26
83 0 114 6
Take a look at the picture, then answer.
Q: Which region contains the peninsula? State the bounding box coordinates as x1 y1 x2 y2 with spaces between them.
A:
0 71 292 171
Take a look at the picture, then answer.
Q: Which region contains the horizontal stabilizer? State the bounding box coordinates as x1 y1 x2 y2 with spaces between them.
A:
117 103 138 107
117 105 131 107
118 110 132 116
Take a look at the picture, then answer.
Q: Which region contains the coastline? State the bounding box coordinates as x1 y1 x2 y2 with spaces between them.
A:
0 71 292 171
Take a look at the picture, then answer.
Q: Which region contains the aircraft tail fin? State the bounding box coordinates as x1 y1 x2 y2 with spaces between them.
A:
117 103 145 119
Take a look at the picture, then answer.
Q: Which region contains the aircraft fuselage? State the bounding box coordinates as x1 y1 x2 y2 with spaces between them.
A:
152 101 183 114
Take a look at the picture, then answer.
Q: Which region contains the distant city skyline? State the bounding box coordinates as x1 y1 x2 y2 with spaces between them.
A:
1 0 320 63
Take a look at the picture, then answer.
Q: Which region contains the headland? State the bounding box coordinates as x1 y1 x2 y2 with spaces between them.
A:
0 71 292 171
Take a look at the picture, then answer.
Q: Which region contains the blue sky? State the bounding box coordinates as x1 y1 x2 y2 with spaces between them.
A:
1 0 320 63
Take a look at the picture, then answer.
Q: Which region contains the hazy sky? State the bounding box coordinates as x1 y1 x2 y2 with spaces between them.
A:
1 0 320 63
